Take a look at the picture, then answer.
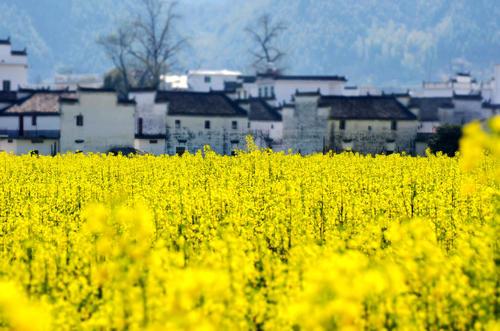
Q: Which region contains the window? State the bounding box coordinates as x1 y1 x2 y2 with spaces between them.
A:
264 87 269 97
149 140 158 144
204 76 211 83
391 120 398 131
368 125 372 131
2 80 11 92
7 139 13 143
270 86 275 97
76 115 84 126
32 115 37 126
258 88 262 97
175 120 181 129
205 120 211 129
339 120 346 130
31 138 43 144
138 117 143 135
75 139 84 144
271 124 274 129
232 121 238 130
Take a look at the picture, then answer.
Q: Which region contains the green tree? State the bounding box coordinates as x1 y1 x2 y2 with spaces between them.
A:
428 125 462 156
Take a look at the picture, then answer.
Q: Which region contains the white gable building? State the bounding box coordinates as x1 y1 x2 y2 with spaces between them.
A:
0 38 28 92
60 87 135 153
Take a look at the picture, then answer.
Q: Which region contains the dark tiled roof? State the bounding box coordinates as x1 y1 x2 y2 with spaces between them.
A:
408 97 454 121
319 96 417 120
258 73 347 82
135 134 167 139
0 92 76 115
224 81 243 92
0 91 18 103
0 130 60 139
244 99 282 122
239 76 257 83
11 49 27 56
452 93 482 100
482 102 500 110
156 91 247 117
78 86 116 93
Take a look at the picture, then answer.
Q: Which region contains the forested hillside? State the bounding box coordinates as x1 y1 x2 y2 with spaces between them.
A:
1 0 499 85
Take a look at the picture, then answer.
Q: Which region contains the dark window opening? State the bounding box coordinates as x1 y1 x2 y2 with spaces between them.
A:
205 120 211 129
75 139 84 144
76 115 84 126
18 116 24 136
176 147 186 155
270 86 275 97
204 76 211 83
232 121 238 130
138 117 143 135
149 140 158 144
339 120 346 130
175 120 181 129
271 124 274 129
31 138 43 144
368 125 372 131
7 139 13 143
391 120 398 131
3 80 11 92
264 87 269 97
32 116 37 126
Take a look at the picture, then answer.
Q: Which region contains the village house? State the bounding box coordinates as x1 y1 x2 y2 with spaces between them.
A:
238 98 283 149
157 91 248 155
0 38 28 93
60 87 135 153
283 91 418 155
129 88 167 155
187 70 242 92
408 97 454 155
237 73 347 105
0 90 72 155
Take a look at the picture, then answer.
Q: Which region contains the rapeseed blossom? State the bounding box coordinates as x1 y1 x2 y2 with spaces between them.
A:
0 117 497 330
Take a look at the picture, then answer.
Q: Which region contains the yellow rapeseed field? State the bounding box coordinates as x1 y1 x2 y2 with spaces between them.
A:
0 119 498 330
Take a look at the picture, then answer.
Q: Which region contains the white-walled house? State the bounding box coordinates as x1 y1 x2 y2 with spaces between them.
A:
283 92 418 155
238 98 283 149
238 73 347 105
129 88 167 155
0 38 28 93
60 87 135 153
157 91 248 155
187 70 242 92
0 91 68 155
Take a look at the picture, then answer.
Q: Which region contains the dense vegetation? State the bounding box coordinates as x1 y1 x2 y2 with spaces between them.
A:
0 120 498 330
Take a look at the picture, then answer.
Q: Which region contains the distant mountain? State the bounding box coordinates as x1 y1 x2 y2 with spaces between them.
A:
1 0 499 86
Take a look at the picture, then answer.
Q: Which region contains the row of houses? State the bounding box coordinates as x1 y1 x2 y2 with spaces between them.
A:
0 37 499 156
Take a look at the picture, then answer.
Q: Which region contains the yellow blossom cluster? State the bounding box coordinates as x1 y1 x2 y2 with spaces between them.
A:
0 118 498 330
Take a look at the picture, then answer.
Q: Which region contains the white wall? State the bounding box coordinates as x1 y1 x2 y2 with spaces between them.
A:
130 91 166 136
23 116 60 131
134 138 166 155
0 138 58 155
0 44 28 91
0 116 19 132
166 114 248 155
250 121 283 142
60 92 135 153
188 71 241 92
252 79 346 105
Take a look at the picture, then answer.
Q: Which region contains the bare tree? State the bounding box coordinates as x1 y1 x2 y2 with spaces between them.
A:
245 14 288 74
130 0 187 88
97 25 135 94
98 0 186 91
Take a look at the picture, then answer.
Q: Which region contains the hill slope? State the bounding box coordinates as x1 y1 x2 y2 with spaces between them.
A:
1 0 499 85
